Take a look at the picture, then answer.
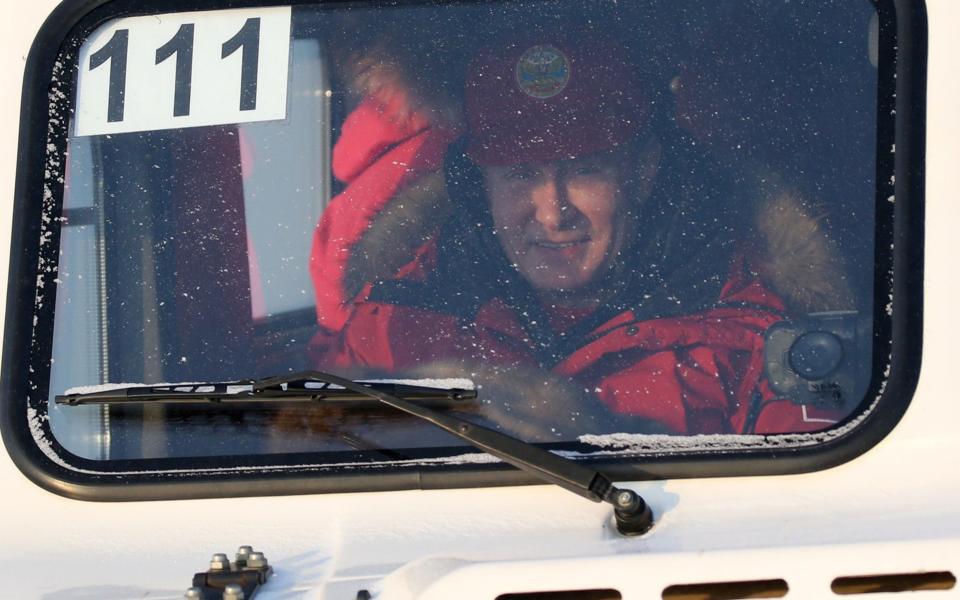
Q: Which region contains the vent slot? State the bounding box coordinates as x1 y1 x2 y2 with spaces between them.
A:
832 571 956 595
496 590 621 600
662 579 788 600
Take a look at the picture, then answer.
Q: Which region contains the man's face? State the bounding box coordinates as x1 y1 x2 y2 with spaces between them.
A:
484 148 642 295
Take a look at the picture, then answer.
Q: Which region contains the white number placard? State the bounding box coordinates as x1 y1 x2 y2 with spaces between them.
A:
74 6 291 136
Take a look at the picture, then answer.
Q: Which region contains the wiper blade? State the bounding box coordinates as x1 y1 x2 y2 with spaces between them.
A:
55 372 476 409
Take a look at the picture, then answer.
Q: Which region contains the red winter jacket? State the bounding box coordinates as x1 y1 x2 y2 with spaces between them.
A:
309 96 843 435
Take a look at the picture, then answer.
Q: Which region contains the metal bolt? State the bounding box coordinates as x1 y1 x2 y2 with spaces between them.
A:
246 551 268 569
616 490 636 509
235 545 253 566
223 583 245 600
210 553 230 571
184 587 203 599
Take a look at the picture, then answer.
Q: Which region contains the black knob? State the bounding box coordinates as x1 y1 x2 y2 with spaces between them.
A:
789 331 844 380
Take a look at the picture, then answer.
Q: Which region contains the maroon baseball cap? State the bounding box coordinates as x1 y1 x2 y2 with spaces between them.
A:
464 34 652 166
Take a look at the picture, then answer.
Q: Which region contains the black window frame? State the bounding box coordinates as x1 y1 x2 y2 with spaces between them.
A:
1 0 926 501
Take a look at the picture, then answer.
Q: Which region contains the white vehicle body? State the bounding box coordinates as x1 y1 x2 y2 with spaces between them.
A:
0 1 957 599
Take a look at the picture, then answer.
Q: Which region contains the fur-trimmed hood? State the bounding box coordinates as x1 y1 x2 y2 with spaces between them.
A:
336 46 854 315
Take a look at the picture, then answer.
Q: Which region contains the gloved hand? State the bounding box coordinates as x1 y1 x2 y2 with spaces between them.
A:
409 360 672 442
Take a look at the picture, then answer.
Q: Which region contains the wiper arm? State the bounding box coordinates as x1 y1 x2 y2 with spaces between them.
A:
259 371 654 536
57 370 653 536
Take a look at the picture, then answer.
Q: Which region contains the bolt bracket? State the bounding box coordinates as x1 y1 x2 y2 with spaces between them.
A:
188 548 273 599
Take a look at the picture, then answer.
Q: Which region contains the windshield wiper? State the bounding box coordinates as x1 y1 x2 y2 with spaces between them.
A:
55 372 476 408
57 370 654 536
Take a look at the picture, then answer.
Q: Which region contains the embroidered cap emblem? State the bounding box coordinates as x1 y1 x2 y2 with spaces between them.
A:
516 45 570 99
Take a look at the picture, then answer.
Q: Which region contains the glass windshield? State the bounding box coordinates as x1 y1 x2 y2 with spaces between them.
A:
48 0 880 461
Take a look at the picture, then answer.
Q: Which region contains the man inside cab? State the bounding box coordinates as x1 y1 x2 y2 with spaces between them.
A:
307 33 851 440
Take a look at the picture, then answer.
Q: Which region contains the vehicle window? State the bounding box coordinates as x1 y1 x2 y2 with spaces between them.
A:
11 0 913 480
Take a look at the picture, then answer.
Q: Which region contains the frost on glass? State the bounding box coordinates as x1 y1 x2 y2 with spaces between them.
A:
44 1 882 464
